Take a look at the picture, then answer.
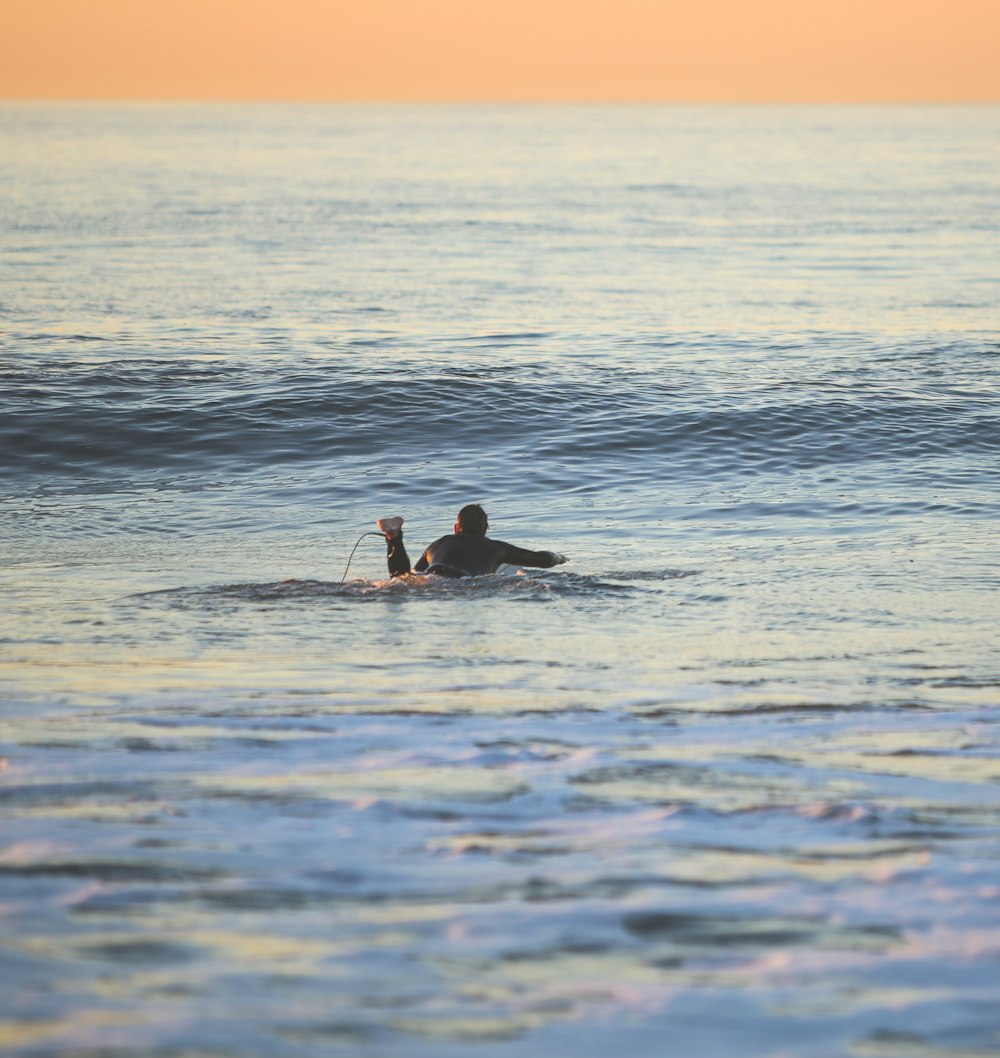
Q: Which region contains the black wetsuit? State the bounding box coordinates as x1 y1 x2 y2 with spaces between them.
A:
386 532 563 579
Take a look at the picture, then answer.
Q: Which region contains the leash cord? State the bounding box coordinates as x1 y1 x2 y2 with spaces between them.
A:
337 531 382 592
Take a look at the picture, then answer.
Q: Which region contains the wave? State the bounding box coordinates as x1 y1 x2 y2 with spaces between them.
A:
3 355 997 491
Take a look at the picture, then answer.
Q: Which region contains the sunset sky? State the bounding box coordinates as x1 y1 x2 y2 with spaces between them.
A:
2 0 998 102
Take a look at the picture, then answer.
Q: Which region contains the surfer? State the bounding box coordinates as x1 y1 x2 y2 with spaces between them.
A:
377 504 567 579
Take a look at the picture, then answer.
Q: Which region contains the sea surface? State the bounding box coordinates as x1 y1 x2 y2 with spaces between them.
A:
1 104 999 1057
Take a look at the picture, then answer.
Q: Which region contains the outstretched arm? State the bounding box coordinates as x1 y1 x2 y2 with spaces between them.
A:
496 542 568 569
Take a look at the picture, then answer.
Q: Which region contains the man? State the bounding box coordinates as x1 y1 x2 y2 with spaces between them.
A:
378 504 567 579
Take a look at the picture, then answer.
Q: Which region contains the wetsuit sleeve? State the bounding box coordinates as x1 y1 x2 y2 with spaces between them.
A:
495 542 567 569
386 533 411 578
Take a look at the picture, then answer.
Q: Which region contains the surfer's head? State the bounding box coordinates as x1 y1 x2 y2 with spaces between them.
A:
455 504 488 537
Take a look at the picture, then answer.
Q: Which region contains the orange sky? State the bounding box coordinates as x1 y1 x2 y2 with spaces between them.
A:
2 0 998 101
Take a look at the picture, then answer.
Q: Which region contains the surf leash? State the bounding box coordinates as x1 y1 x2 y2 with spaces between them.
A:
336 531 383 592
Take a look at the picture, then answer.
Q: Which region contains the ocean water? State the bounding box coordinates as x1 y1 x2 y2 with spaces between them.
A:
1 104 999 1057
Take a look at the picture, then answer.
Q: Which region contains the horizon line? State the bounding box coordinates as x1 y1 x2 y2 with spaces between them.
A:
4 97 999 106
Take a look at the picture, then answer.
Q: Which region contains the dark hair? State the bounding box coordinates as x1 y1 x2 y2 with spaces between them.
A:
456 503 488 537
